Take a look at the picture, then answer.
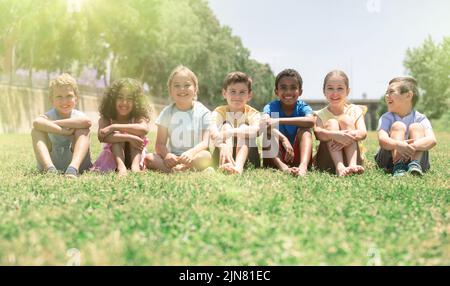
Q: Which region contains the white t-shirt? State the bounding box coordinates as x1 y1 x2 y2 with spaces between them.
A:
155 102 211 155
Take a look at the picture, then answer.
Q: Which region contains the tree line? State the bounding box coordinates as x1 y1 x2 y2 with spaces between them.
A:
0 0 275 109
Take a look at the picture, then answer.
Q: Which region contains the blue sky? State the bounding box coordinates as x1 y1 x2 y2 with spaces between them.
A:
207 0 450 100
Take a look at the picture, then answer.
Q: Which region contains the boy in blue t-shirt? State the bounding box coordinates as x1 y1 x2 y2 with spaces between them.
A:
261 69 315 176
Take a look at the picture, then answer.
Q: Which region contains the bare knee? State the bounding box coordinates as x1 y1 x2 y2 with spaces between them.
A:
391 121 407 133
31 127 46 138
297 127 312 139
408 123 424 138
325 119 339 130
338 115 354 130
197 150 212 161
221 122 233 132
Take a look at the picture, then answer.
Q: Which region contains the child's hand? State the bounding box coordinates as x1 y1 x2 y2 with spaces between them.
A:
260 118 278 130
344 130 358 140
329 141 345 151
99 126 113 137
60 127 75 136
397 140 415 161
164 153 179 168
332 131 356 146
128 135 145 151
281 138 294 163
179 150 194 165
219 145 235 166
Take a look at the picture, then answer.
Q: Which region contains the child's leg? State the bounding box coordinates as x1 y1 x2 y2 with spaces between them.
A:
325 119 348 176
389 121 407 163
68 128 90 172
192 150 212 171
408 123 425 161
338 115 364 174
31 128 54 170
145 153 171 173
262 128 291 172
232 135 249 174
111 142 127 175
129 146 142 173
218 123 235 170
295 128 313 176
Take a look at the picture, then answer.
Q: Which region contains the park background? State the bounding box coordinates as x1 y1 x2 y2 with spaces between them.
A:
0 0 448 265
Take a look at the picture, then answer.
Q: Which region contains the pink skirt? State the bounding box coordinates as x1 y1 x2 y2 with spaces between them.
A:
92 137 149 173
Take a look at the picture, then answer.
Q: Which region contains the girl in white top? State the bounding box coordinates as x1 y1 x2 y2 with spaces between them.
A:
145 65 212 172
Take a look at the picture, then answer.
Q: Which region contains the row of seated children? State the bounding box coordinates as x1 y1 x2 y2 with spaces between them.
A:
31 68 436 178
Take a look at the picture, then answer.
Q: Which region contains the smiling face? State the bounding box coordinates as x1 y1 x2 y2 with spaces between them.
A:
222 82 252 112
52 85 77 118
323 75 350 108
115 87 134 119
275 76 302 107
169 71 197 108
385 81 413 114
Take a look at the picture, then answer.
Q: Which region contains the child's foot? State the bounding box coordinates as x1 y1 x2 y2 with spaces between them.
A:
392 161 408 177
348 165 365 175
202 166 216 174
118 169 128 177
295 164 308 177
407 160 423 176
64 166 78 179
45 165 59 175
281 166 292 175
219 163 242 174
336 165 351 177
172 164 190 173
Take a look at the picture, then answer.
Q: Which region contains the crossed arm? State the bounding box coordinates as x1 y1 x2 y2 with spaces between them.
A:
97 117 149 150
33 115 92 136
378 129 437 154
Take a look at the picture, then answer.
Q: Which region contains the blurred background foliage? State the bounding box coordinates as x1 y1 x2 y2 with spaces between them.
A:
0 0 275 109
0 0 448 117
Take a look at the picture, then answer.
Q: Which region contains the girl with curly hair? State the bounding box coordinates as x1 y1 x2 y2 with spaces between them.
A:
93 78 151 176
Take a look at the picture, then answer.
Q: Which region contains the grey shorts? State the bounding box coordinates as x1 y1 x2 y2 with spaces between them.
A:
37 145 92 173
374 148 430 174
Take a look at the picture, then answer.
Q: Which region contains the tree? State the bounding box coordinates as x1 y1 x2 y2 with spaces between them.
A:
0 0 275 108
404 36 450 119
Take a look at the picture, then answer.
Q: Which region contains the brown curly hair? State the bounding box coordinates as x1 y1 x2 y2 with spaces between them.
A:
99 78 151 121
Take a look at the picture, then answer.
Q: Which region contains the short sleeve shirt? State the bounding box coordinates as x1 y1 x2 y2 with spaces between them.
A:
155 101 211 156
263 99 313 145
45 108 87 149
377 110 432 134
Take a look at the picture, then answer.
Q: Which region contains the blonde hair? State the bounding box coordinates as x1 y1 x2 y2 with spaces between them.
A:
49 73 79 98
323 70 349 91
167 65 199 100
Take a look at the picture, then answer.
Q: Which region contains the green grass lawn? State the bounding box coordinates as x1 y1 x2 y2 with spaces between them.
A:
0 131 448 265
